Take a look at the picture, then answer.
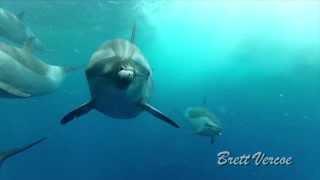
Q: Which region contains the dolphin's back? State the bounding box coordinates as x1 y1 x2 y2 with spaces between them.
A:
91 39 151 73
0 43 64 97
0 8 27 42
0 43 49 75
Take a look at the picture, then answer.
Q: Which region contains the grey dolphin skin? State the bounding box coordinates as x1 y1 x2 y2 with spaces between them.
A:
185 107 223 144
0 8 44 51
0 38 81 98
0 137 46 168
60 25 179 128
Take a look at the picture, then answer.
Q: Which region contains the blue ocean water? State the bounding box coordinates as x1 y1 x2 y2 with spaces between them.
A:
0 0 320 179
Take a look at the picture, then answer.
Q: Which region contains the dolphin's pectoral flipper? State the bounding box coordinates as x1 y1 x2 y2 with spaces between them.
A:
0 137 46 168
140 103 180 128
1 137 47 160
17 137 47 154
61 100 95 125
0 81 31 97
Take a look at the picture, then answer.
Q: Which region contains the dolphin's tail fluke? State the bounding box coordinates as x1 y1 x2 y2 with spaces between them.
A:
0 137 47 168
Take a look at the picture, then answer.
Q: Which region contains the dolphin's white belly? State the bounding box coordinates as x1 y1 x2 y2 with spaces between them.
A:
0 51 61 96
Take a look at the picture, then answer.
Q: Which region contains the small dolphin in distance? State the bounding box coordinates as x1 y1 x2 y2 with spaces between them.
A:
0 137 46 168
0 8 44 51
61 24 180 129
185 107 223 144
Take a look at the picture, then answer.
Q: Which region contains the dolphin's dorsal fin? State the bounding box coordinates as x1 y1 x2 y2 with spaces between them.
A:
130 22 136 43
23 37 35 54
17 11 25 20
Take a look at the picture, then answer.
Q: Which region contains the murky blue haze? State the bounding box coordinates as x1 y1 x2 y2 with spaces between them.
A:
0 0 319 179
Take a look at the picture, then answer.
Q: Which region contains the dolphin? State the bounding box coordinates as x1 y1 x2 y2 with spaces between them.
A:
0 8 44 51
185 107 223 144
60 24 179 128
0 137 46 168
0 39 80 98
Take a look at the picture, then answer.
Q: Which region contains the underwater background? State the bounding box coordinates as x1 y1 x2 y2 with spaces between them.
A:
0 0 320 179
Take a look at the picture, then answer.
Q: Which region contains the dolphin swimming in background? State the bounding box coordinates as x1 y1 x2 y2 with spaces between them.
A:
0 8 44 51
185 107 223 144
61 24 179 128
0 39 80 98
0 137 46 168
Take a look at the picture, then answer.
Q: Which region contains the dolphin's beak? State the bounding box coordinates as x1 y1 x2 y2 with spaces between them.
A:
118 69 134 81
116 65 135 89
